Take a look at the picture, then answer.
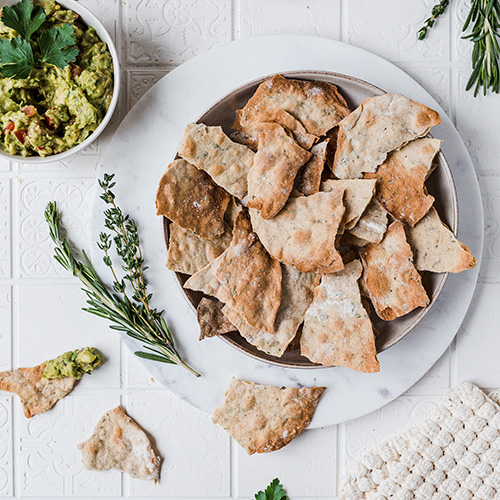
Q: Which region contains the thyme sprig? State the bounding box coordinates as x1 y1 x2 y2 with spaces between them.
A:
44 174 200 377
462 0 500 95
418 0 450 40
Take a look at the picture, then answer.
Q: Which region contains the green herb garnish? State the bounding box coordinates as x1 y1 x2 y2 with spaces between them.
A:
0 0 78 79
418 0 450 40
462 0 500 95
254 479 289 500
44 174 200 378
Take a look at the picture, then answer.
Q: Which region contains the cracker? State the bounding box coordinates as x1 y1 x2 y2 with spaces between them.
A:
184 254 231 303
178 123 255 199
0 363 76 418
347 199 389 244
197 298 235 340
360 221 429 321
229 130 257 151
233 74 350 139
224 197 242 228
294 140 329 196
268 108 317 149
166 223 232 275
321 179 377 232
216 211 282 332
156 159 230 239
300 260 379 372
365 138 442 226
222 266 320 357
78 406 161 482
333 94 441 179
250 191 345 274
213 378 326 454
406 207 476 273
247 122 311 219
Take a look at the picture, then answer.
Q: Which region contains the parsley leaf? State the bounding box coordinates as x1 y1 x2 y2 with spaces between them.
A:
254 479 289 500
0 37 34 79
1 0 46 41
38 24 78 68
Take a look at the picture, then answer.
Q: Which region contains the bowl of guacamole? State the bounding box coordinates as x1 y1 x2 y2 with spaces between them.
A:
0 0 119 162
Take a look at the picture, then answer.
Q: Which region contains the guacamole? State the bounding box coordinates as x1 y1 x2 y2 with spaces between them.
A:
43 347 103 379
0 0 113 157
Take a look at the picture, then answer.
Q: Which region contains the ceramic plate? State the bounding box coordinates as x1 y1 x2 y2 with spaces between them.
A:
91 35 482 428
164 70 458 368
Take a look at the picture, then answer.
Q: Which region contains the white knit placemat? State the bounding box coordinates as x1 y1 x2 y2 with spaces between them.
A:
340 383 500 499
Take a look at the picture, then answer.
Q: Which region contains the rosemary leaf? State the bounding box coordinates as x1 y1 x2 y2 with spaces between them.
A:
418 0 450 40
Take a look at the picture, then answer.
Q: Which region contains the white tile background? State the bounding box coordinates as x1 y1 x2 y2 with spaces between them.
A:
0 0 498 498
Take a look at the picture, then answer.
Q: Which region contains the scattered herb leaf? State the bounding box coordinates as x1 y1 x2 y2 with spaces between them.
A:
39 24 78 68
417 0 450 40
254 479 289 500
0 36 34 79
1 0 46 41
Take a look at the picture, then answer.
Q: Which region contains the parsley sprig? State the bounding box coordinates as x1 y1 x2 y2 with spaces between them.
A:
0 0 78 79
44 174 201 378
254 479 289 500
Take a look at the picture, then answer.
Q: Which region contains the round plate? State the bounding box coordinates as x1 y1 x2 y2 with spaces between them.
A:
91 35 482 428
163 70 458 369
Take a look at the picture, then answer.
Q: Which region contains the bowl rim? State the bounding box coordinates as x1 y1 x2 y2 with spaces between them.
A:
163 69 458 369
0 0 120 164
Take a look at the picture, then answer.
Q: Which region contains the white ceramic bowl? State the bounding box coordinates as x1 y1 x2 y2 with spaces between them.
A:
0 0 120 164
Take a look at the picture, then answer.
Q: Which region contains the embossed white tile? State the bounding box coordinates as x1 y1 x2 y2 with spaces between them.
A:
18 394 121 497
456 283 500 387
123 0 232 67
16 177 94 278
454 69 500 177
398 65 451 115
16 147 101 174
345 0 450 62
0 396 13 497
0 158 10 171
0 286 11 372
405 347 451 394
478 176 500 281
16 284 121 389
0 180 10 278
124 349 162 389
238 0 341 40
127 69 169 111
125 391 230 497
452 0 472 65
237 425 337 498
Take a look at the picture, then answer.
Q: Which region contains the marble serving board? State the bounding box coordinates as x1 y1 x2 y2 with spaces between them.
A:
90 35 483 429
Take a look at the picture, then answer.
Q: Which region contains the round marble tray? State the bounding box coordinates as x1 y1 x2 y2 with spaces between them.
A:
91 35 483 429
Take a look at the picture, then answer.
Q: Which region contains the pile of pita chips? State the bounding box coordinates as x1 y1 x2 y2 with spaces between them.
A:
78 406 161 482
213 378 326 454
157 73 476 377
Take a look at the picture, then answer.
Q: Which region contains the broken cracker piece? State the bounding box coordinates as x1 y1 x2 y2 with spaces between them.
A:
78 406 161 482
300 260 379 373
197 298 235 340
347 199 389 244
360 220 429 321
213 378 326 454
294 140 329 196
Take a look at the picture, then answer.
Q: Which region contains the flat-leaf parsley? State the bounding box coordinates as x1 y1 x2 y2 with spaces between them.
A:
254 478 289 500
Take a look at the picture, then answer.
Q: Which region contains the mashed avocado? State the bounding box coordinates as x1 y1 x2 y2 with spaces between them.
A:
43 347 103 379
0 0 113 157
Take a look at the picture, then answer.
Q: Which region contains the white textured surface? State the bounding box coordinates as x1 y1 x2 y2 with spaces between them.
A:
0 0 496 498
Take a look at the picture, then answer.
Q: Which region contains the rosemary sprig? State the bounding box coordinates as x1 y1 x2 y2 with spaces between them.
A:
462 0 500 95
44 174 201 378
418 0 450 40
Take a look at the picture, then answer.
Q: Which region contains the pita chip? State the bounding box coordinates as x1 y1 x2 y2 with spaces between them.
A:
347 199 389 244
300 260 379 373
224 197 243 228
78 406 161 482
216 211 282 332
406 207 476 273
213 378 326 454
334 94 441 179
247 122 311 219
233 74 350 140
0 363 76 418
222 265 320 357
197 298 235 340
321 179 377 232
294 140 329 196
166 223 232 275
250 191 345 274
360 221 429 321
184 254 231 303
178 123 255 199
365 138 442 226
156 159 230 239
267 108 317 149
